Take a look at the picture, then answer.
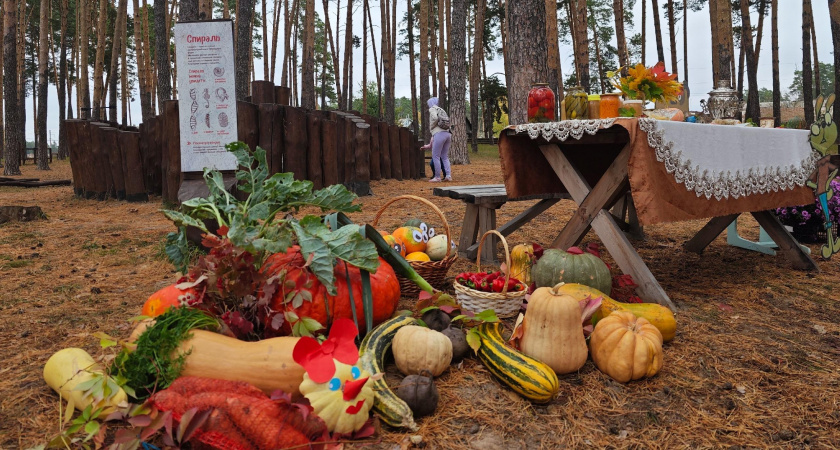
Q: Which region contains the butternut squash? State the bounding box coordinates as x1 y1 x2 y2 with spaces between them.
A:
43 348 128 414
519 283 589 374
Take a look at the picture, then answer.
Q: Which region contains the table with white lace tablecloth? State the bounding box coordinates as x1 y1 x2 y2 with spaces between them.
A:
499 118 820 310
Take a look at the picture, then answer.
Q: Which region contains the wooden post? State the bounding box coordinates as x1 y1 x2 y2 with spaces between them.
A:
321 119 339 186
65 120 83 196
251 80 276 105
399 127 412 179
276 86 291 105
237 101 260 152
351 122 371 195
368 119 381 180
258 103 284 174
79 122 100 199
415 138 425 179
162 100 181 204
119 130 149 202
89 124 112 200
379 122 392 179
307 113 323 189
147 117 163 195
344 117 361 183
333 112 347 183
104 127 127 200
390 124 402 180
282 106 308 179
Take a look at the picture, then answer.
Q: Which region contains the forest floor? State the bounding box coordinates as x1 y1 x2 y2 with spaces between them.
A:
2 149 840 449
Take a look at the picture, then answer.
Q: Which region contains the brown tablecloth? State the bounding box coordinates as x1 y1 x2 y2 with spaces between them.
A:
499 118 814 226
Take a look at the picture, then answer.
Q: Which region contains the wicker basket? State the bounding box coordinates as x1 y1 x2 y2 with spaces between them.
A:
453 230 527 318
371 195 457 296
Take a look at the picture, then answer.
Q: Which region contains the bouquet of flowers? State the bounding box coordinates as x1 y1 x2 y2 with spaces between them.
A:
607 62 683 103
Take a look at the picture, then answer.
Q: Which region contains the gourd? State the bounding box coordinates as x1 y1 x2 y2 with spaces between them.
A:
509 244 536 285
141 284 198 317
395 371 439 418
299 361 374 434
442 327 469 364
405 252 431 262
426 235 454 261
475 323 560 403
553 283 676 342
176 329 305 395
420 308 451 332
382 235 407 257
532 249 612 295
359 315 419 430
519 283 589 374
392 326 452 376
43 348 128 414
392 227 426 254
589 311 663 383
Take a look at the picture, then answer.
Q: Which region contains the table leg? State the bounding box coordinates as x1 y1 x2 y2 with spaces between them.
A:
751 211 819 271
466 198 563 259
684 213 740 253
459 203 480 259
477 204 499 264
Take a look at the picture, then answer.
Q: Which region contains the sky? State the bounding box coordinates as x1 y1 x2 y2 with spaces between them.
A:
28 1 835 142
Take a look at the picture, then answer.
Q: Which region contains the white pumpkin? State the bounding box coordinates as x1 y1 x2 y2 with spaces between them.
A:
426 234 455 261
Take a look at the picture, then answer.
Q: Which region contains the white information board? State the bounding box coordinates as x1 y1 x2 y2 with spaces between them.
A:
174 20 238 172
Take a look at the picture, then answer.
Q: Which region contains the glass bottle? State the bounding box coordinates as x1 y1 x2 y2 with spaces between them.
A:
527 83 556 123
564 85 589 120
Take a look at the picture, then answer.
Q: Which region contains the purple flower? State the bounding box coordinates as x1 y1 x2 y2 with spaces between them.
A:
802 211 810 220
792 208 797 214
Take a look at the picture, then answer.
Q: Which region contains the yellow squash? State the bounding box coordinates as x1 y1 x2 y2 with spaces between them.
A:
43 348 128 414
509 244 535 285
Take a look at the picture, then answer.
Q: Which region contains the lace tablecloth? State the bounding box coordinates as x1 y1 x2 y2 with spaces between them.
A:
499 118 816 225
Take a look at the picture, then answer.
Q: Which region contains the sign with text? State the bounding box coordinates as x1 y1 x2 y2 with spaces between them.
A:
174 20 238 172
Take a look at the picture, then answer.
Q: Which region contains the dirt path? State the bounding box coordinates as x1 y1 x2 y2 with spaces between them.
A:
2 157 839 448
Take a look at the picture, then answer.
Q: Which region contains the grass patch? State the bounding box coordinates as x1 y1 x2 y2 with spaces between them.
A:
3 260 31 269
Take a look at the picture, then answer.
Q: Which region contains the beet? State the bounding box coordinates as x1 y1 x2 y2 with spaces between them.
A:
395 371 439 418
442 326 469 364
421 308 451 331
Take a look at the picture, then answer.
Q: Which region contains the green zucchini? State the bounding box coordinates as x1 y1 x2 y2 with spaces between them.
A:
476 323 560 403
359 315 419 430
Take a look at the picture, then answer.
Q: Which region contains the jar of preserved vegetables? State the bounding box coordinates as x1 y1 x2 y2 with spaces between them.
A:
599 93 622 119
564 85 589 120
527 83 556 123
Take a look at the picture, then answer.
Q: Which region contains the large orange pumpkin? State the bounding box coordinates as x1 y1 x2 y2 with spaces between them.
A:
141 284 200 317
262 246 401 334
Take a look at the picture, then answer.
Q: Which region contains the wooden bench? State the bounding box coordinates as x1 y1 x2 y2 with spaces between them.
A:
433 184 570 263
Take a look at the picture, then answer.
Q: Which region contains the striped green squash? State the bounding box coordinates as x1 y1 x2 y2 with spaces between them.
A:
359 315 419 430
476 322 560 403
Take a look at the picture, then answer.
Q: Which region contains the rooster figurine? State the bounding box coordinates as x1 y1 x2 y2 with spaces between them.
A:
293 318 374 434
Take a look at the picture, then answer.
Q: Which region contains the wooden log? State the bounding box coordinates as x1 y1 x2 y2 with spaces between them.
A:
347 122 372 196
276 86 291 105
282 106 308 179
140 117 161 196
64 120 82 196
319 119 339 186
307 114 323 189
77 121 97 198
251 80 276 105
399 127 412 179
104 127 127 200
162 100 181 204
389 124 402 180
236 101 260 151
343 117 357 183
415 138 425 179
368 120 381 180
258 103 284 174
88 124 111 200
119 131 149 202
379 122 391 179
0 180 72 187
333 112 347 183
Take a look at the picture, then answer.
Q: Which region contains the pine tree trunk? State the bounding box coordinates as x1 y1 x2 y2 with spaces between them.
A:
142 0 154 114
667 0 677 74
650 0 665 64
79 0 90 118
281 0 294 87
420 0 431 142
713 0 733 85
199 0 212 17
300 0 316 108
682 0 687 81
58 0 68 159
709 0 718 82
830 0 840 116
589 3 605 92
235 0 254 100
365 2 380 113
270 0 280 81
108 0 121 124
3 0 19 175
470 0 484 153
381 0 392 119
155 0 171 106
321 0 342 105
545 0 561 107
132 0 147 120
181 0 198 20
571 0 589 91
37 0 50 169
641 0 646 64
92 0 108 120
771 0 780 126
389 0 397 112
811 17 819 96
262 0 268 77
802 0 814 122
506 0 548 124
740 0 759 123
362 0 368 112
16 0 25 162
613 0 628 73
449 0 468 164
407 0 418 136
436 0 446 108
341 0 353 109
120 0 127 125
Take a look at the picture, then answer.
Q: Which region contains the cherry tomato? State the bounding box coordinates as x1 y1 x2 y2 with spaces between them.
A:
539 99 553 110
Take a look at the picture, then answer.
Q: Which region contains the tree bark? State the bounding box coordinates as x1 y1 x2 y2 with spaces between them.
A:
470 0 485 153
588 3 605 92
120 0 127 125
109 0 125 124
650 0 665 64
449 0 468 164
436 0 446 108
667 0 677 75
407 0 418 136
300 0 316 108
811 15 819 96
236 0 255 100
362 0 368 112
830 0 840 117
37 0 50 169
270 0 280 81
613 0 628 74
79 0 91 118
321 0 342 105
420 0 431 142
740 0 759 123
155 0 171 106
641 0 646 64
341 0 353 109
546 0 561 108
262 0 268 77
181 0 198 20
802 0 814 123
3 0 18 175
92 0 108 119
709 0 718 83
682 0 687 81
381 0 392 118
771 0 780 126
58 0 68 159
713 0 733 85
506 0 549 124
571 0 589 91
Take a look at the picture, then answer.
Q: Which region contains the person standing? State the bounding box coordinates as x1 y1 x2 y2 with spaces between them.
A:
421 97 452 182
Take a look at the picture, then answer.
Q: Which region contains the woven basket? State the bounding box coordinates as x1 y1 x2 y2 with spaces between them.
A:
371 195 457 296
453 230 526 318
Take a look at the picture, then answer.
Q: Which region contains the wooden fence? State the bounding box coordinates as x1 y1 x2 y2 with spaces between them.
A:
66 81 425 203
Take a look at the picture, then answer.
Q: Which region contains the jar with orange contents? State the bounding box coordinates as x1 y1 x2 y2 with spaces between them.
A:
599 93 622 119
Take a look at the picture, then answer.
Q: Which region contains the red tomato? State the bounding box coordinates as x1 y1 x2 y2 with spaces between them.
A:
532 89 546 102
539 99 553 110
541 88 555 101
544 109 556 120
528 106 540 118
528 96 537 108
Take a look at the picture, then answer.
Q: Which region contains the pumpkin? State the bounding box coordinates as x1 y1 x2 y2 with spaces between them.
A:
383 234 407 256
426 234 454 261
299 361 374 434
553 283 676 342
509 244 536 285
519 283 589 374
141 284 199 317
263 246 401 334
395 371 439 418
405 251 431 262
589 311 663 383
43 348 128 414
532 248 612 295
392 227 426 254
392 326 452 376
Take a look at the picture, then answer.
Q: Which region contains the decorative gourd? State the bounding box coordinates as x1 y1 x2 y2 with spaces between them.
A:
509 244 535 285
519 283 589 374
263 246 401 333
405 251 431 262
382 235 407 257
43 348 128 414
395 371 439 418
392 227 426 254
441 327 469 364
426 234 454 261
392 326 452 376
420 308 451 331
589 311 663 383
176 329 305 395
475 323 560 403
141 284 199 317
553 283 676 342
532 248 612 295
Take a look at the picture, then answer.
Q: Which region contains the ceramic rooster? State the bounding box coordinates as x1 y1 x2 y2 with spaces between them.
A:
293 318 374 434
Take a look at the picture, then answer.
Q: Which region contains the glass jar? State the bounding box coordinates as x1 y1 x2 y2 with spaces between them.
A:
565 85 589 120
587 94 601 120
599 93 622 118
624 99 644 117
527 83 556 123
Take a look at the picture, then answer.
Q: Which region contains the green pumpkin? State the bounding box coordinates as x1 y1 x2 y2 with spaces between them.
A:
532 249 612 295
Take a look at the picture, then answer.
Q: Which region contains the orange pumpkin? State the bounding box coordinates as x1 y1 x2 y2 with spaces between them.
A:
262 246 401 334
141 284 200 317
382 234 407 257
392 227 426 254
589 311 663 383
